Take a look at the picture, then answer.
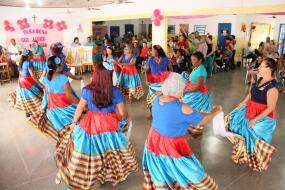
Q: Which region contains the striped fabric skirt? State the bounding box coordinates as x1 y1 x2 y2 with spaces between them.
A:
27 111 70 142
146 83 162 108
8 76 43 114
183 91 212 136
225 105 277 172
33 59 46 79
143 128 218 190
55 111 138 189
115 65 144 100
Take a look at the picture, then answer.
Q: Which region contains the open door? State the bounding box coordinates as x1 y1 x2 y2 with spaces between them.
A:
277 24 285 55
249 23 271 49
125 24 134 35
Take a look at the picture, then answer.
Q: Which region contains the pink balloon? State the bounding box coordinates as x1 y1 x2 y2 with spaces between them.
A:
20 26 25 30
23 18 27 22
154 20 160 26
26 24 30 28
154 9 160 16
44 19 48 22
4 20 9 25
10 27 15 31
17 20 22 24
5 26 10 31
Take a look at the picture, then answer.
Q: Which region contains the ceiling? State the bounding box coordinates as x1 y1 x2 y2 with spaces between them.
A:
0 0 134 8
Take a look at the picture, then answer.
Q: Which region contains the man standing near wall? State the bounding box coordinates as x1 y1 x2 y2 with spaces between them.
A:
7 38 21 78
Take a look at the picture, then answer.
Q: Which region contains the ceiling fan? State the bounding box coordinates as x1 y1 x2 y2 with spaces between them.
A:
87 6 101 11
114 0 135 4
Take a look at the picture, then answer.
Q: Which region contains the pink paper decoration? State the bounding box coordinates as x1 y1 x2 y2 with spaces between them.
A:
17 18 30 30
43 19 54 29
3 20 15 32
56 21 67 31
151 9 164 27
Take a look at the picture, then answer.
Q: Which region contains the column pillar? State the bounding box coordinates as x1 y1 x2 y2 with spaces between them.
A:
152 16 168 51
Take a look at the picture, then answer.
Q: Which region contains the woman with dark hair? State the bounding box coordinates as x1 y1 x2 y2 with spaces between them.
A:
103 46 118 85
115 44 144 102
71 37 81 47
246 53 263 85
258 42 265 55
205 35 215 77
182 51 212 136
55 64 138 189
225 58 279 172
40 56 79 141
41 42 81 111
145 45 172 112
8 49 43 117
31 40 46 78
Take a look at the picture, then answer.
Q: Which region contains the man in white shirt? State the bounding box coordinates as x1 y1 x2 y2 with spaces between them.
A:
7 38 21 77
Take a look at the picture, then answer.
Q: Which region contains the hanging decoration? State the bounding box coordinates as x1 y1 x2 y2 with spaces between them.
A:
17 18 30 30
56 21 67 31
241 23 246 32
43 19 54 29
151 9 164 27
3 20 15 31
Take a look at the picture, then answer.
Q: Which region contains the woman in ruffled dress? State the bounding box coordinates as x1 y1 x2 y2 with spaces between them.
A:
225 58 279 172
143 72 220 189
55 64 138 189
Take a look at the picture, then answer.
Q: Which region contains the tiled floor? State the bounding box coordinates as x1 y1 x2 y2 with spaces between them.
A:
0 68 284 190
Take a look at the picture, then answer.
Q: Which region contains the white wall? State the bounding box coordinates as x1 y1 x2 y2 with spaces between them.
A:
0 6 284 49
0 7 92 47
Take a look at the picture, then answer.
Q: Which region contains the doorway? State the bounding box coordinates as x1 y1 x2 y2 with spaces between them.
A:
249 23 271 49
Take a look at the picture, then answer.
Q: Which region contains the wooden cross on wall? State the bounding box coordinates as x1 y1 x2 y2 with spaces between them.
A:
32 15 37 24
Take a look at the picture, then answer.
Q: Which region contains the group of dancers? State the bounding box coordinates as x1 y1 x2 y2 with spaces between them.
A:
7 41 279 189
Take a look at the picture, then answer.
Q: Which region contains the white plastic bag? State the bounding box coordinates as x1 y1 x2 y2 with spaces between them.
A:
69 67 76 83
80 80 85 91
127 121 132 139
213 112 233 137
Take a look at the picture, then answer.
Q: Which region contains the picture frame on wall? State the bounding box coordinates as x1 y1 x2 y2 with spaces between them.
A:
168 25 175 34
194 25 207 35
179 24 189 37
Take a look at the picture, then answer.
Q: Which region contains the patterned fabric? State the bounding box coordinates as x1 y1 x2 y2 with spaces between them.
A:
225 106 277 172
143 168 218 190
54 96 138 190
33 61 46 79
120 85 144 100
142 98 217 190
27 112 70 142
115 54 144 100
8 89 42 114
55 125 138 189
146 83 162 108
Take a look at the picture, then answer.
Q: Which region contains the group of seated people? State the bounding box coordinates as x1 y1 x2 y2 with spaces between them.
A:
243 38 285 93
166 32 237 76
